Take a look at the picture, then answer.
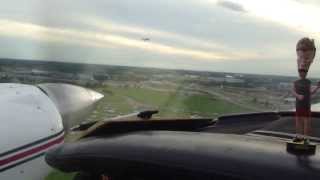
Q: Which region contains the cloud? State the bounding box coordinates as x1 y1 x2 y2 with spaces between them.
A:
216 0 246 12
223 0 320 37
85 17 223 50
293 0 320 6
2 0 318 76
0 19 115 49
0 19 244 61
84 17 261 60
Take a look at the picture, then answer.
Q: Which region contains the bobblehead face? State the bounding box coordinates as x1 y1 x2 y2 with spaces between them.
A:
296 46 315 71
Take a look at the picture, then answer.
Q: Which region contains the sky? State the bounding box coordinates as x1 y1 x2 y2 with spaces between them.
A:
1 0 320 77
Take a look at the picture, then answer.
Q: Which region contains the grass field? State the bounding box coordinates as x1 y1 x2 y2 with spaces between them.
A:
91 85 251 119
45 84 251 180
46 170 75 180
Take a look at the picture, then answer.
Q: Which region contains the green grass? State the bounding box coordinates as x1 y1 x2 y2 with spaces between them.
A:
86 85 252 121
114 86 173 105
183 94 247 116
45 170 75 180
45 84 250 179
102 85 249 117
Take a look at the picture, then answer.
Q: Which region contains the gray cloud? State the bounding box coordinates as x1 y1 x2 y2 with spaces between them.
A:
216 0 247 13
0 0 318 76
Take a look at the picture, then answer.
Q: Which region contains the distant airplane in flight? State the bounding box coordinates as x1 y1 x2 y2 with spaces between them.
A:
141 37 150 41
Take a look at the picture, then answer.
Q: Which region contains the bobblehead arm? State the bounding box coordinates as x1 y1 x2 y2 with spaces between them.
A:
310 81 320 95
292 84 304 100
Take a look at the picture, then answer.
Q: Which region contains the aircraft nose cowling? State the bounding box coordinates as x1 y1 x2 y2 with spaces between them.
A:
45 145 74 172
38 83 104 130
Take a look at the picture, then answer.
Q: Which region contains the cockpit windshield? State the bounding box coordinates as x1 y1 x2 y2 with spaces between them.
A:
1 0 320 179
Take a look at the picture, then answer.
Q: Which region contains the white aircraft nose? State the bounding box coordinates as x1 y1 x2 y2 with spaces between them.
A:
88 88 104 102
37 83 104 130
